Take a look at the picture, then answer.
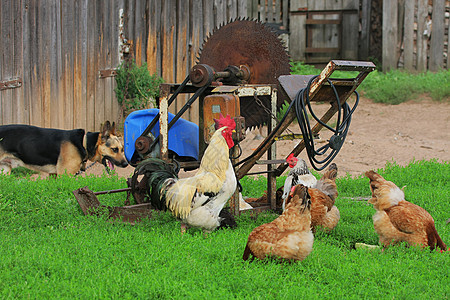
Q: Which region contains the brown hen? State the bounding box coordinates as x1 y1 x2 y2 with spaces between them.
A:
309 163 340 232
242 184 313 262
365 170 447 251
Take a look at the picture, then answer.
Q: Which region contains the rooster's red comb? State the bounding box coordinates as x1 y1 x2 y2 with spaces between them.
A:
214 114 236 130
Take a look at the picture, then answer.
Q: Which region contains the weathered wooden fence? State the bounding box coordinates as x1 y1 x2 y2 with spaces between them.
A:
0 0 154 130
0 0 248 130
0 1 126 130
1 0 448 130
247 0 289 26
289 0 360 63
382 0 450 71
146 0 247 124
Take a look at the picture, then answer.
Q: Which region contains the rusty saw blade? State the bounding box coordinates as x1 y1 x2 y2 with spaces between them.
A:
198 19 291 129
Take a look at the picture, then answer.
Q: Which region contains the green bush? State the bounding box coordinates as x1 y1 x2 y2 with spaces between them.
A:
114 60 164 115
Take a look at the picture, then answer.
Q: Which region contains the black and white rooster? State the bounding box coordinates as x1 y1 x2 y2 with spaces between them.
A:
281 154 317 211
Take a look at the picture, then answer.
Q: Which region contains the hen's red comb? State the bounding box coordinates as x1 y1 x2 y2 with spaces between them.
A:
286 153 298 168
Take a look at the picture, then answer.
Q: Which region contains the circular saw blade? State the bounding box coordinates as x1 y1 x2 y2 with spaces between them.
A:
198 19 291 129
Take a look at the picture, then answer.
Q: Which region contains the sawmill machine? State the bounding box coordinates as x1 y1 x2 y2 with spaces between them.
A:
73 19 375 222
124 19 291 168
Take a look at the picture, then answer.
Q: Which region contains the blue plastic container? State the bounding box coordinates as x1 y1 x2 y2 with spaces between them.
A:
123 109 199 164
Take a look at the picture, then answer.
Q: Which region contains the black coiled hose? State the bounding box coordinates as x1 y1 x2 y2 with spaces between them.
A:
234 75 359 171
294 75 359 170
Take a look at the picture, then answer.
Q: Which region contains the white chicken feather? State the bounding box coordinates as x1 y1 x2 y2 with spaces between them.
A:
282 156 317 211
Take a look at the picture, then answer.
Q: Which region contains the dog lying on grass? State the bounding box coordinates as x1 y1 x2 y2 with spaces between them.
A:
0 121 128 176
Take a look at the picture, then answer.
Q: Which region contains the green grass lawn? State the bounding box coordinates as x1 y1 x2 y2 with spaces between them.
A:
0 160 449 298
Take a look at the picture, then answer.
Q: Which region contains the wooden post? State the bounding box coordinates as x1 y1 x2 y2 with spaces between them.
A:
416 0 428 72
267 88 278 210
382 0 398 72
403 0 415 71
289 0 307 61
159 95 169 161
342 0 359 60
282 0 288 28
429 0 445 72
448 17 450 69
359 0 371 60
231 145 241 216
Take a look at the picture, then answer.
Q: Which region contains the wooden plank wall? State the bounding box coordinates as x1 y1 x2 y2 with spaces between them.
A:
0 0 250 129
5 1 447 130
247 0 289 26
0 0 151 131
289 0 359 62
146 0 248 125
382 0 450 72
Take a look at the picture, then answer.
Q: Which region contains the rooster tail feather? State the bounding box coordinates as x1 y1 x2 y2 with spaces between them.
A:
165 179 197 218
135 158 179 210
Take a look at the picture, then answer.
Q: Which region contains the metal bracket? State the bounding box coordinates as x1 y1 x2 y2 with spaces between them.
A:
0 78 22 90
99 69 117 78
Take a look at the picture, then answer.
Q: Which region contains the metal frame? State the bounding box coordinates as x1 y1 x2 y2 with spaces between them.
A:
73 60 376 221
235 60 375 213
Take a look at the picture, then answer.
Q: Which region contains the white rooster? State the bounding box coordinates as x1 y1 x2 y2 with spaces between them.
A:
138 114 237 232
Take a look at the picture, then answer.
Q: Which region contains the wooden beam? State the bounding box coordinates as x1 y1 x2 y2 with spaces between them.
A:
382 0 398 71
403 0 414 70
429 0 445 71
359 0 371 60
305 47 340 53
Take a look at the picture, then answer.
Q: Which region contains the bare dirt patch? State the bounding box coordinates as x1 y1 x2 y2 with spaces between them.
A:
82 96 449 179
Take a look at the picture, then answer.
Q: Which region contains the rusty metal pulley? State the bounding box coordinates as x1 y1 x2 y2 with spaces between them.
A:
135 136 153 154
189 64 251 87
189 64 215 87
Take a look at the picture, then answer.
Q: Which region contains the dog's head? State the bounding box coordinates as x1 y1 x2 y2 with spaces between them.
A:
96 121 128 172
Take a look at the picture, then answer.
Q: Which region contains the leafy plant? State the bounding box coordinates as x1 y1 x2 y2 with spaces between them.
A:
114 60 164 115
10 167 38 177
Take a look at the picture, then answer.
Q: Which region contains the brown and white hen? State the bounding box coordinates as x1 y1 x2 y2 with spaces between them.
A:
281 155 317 211
365 170 447 251
242 184 313 262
